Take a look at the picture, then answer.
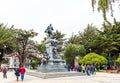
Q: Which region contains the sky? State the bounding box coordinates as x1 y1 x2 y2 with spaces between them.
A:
0 0 120 42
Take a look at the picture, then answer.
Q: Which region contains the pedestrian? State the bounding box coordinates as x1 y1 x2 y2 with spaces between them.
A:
67 64 71 72
15 68 20 81
90 65 95 75
81 64 85 73
77 65 82 72
20 65 26 81
86 65 90 76
73 65 77 72
2 66 7 78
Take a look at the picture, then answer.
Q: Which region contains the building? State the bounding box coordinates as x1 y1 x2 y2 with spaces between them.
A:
4 54 19 68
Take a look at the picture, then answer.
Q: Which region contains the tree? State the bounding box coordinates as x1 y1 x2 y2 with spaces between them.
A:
78 24 99 53
64 43 86 66
114 56 120 70
36 42 46 54
2 58 8 64
67 33 80 44
0 23 16 67
14 29 38 67
54 30 66 41
91 20 120 69
54 30 66 54
116 57 120 63
79 52 108 65
30 59 39 69
91 0 120 24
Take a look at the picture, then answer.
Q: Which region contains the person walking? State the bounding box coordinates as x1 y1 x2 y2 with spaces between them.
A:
20 65 26 81
81 64 85 73
86 65 91 76
15 68 20 81
67 64 71 72
90 65 95 75
2 66 7 79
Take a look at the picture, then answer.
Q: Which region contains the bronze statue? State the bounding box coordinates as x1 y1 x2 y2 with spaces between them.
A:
45 24 54 39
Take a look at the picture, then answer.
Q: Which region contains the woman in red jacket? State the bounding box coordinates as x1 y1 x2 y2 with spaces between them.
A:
20 66 26 81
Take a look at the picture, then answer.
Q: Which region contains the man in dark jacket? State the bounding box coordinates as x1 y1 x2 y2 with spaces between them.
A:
15 68 20 81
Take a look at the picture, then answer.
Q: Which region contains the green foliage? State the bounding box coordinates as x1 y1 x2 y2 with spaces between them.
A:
67 33 80 44
89 21 120 56
116 57 120 64
36 42 46 54
64 43 86 65
0 24 16 49
54 30 66 53
2 58 8 64
0 23 17 65
91 0 119 23
79 52 108 65
30 59 39 69
78 24 99 53
14 29 38 67
54 30 66 41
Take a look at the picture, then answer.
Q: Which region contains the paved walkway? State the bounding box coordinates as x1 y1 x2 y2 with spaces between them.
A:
0 71 120 83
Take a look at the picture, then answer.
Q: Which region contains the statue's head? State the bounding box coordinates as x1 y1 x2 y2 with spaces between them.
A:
50 24 52 26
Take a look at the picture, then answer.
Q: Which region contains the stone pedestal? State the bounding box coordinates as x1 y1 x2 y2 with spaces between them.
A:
38 38 67 73
27 71 86 79
38 59 67 73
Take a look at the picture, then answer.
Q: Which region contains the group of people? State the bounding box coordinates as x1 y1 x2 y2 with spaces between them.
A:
67 64 95 76
1 65 26 81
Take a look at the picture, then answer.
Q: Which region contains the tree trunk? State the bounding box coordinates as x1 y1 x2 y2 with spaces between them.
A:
19 52 30 67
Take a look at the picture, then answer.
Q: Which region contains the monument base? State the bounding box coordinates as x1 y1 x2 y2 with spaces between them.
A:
26 71 86 79
37 59 67 73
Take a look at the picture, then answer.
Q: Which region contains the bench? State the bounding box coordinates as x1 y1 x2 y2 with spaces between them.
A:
106 70 119 73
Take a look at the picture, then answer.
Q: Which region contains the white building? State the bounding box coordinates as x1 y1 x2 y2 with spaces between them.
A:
4 54 19 68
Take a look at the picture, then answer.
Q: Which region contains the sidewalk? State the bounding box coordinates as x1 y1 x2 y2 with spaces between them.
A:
0 71 120 83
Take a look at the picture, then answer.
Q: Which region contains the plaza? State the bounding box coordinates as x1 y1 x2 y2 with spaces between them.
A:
0 1 120 83
0 71 120 83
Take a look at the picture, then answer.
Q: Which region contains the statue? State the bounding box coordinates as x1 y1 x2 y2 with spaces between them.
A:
42 52 50 65
51 40 58 47
52 48 57 59
38 24 67 73
45 24 54 39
